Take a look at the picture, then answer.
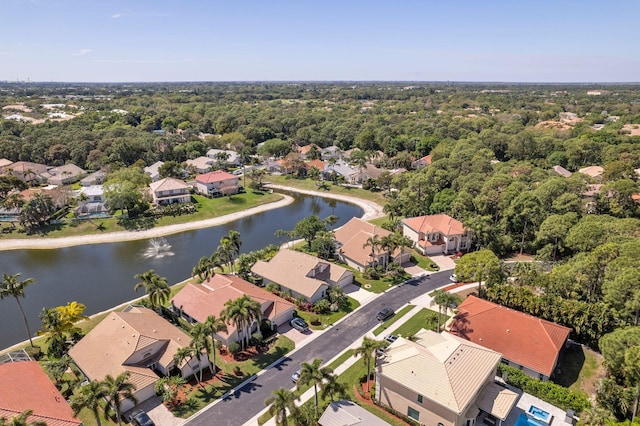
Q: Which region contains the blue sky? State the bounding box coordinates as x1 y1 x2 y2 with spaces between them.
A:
2 0 639 82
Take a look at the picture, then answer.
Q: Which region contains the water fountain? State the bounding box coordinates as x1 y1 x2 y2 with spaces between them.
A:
142 237 174 259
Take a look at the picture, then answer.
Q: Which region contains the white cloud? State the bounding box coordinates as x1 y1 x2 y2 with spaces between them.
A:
72 49 92 56
111 12 124 18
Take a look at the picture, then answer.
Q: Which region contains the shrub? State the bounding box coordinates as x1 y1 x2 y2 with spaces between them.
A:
313 298 331 314
228 341 241 355
251 332 263 346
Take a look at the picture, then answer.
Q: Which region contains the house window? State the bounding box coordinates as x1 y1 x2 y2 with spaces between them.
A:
417 394 423 403
407 407 419 421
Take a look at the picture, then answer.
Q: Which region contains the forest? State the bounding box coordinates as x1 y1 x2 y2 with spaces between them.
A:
2 81 640 423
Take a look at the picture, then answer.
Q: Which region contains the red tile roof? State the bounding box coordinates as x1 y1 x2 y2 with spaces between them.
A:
196 170 237 184
402 214 466 236
306 159 326 170
449 296 571 377
0 361 81 426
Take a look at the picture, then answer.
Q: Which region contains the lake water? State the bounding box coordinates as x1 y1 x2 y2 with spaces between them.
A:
0 192 362 349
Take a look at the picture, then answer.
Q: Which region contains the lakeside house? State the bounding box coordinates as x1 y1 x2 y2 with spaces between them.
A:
170 274 295 346
42 163 86 185
69 305 209 412
76 185 108 215
149 177 191 205
2 161 48 184
195 170 239 197
251 249 354 303
449 296 571 381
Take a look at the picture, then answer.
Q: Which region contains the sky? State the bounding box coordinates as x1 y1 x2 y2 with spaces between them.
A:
1 0 639 83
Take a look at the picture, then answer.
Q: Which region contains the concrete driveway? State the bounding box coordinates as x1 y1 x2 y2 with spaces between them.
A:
429 254 457 271
125 395 184 426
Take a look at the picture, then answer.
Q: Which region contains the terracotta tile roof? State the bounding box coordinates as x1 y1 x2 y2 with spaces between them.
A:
380 330 501 414
306 159 326 170
0 361 81 426
251 249 351 299
449 296 571 377
196 170 237 184
149 177 189 192
334 218 395 267
69 306 191 389
170 275 295 336
402 214 466 236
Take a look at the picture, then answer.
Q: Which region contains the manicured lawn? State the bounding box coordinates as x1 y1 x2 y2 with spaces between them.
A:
392 308 444 337
4 191 281 239
296 296 361 330
268 174 388 207
409 250 439 271
373 305 415 336
173 335 295 418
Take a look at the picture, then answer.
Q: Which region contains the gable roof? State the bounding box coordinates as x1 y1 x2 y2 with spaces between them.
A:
334 218 394 266
186 156 214 171
49 163 86 177
449 296 571 377
0 158 14 169
319 400 391 426
144 161 164 177
552 165 572 177
196 170 237 184
402 213 466 236
150 177 189 192
69 306 191 390
578 165 604 179
251 249 349 299
171 275 295 335
306 159 327 170
379 330 501 415
0 361 81 426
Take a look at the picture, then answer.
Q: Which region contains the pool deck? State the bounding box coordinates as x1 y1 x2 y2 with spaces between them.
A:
502 384 574 426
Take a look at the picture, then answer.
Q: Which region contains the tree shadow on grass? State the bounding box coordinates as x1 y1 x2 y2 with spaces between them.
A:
553 342 586 388
117 215 157 230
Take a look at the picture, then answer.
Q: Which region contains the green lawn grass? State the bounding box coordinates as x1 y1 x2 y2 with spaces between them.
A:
373 305 416 336
296 296 361 330
3 191 281 239
392 308 444 337
409 250 439 271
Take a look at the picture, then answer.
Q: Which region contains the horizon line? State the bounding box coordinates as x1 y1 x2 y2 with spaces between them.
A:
2 80 640 85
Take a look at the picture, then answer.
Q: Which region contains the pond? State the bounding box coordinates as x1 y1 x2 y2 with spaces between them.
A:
0 192 363 349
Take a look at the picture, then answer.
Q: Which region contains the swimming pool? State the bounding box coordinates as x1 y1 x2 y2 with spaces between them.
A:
529 405 551 423
515 413 547 426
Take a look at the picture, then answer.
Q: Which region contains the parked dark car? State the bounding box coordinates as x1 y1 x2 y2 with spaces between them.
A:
376 308 395 321
129 410 155 426
290 317 309 332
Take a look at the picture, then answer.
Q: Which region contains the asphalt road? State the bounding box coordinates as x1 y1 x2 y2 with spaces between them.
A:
185 270 452 426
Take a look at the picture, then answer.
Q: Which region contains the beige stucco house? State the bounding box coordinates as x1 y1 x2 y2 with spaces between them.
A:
195 170 239 197
43 163 86 185
376 330 518 426
69 306 209 413
251 249 353 302
402 214 472 255
149 177 191 205
170 274 295 346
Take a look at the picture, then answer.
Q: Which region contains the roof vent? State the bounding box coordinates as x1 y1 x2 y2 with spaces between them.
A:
479 338 483 341
506 329 510 332
153 329 157 333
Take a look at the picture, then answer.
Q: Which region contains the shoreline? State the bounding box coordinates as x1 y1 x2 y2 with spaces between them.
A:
0 186 384 251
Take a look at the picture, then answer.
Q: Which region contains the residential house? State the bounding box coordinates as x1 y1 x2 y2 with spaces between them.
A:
149 177 191 205
19 187 67 209
264 159 285 174
321 145 342 161
3 161 48 184
76 185 108 215
170 274 295 346
206 149 241 167
251 249 353 302
0 158 13 171
195 170 239 197
582 184 603 214
402 214 472 255
552 165 572 178
305 159 327 174
319 400 391 426
578 165 604 181
297 144 321 160
186 156 215 174
144 160 165 181
69 306 209 413
334 217 410 271
376 330 518 426
0 360 81 426
411 154 432 169
323 159 360 184
81 170 107 186
43 163 86 185
449 296 571 381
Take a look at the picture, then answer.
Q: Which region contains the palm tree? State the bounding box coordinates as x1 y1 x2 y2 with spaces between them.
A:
362 235 382 267
264 387 299 426
103 372 138 426
0 273 36 347
133 269 170 310
222 295 262 350
154 375 186 407
189 322 210 383
204 314 228 375
217 238 235 273
228 230 242 259
431 290 448 332
298 358 333 417
173 346 194 378
353 337 386 394
70 380 107 426
320 374 346 402
380 234 398 272
0 410 47 426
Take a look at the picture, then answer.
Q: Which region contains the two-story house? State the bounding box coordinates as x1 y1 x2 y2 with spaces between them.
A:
402 214 472 255
149 177 191 205
195 170 239 197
